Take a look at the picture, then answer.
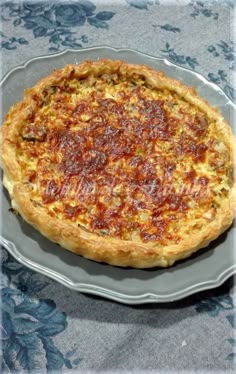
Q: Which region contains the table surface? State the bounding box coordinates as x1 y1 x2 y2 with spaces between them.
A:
1 0 236 372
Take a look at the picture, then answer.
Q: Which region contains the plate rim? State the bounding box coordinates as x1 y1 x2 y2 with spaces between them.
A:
1 236 236 304
1 46 235 304
1 45 236 107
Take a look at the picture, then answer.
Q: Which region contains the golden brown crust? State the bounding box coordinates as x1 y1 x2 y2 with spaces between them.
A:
1 59 236 268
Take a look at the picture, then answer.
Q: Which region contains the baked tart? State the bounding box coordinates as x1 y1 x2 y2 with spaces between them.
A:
1 59 235 268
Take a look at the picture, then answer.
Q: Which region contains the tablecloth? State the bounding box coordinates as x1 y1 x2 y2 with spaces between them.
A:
1 0 236 372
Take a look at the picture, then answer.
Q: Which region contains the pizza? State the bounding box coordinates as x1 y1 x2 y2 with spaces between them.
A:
1 59 235 268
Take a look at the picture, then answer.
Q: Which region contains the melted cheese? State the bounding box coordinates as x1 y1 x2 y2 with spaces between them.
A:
14 72 234 244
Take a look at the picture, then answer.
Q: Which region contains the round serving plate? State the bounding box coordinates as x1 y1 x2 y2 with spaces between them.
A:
1 46 235 304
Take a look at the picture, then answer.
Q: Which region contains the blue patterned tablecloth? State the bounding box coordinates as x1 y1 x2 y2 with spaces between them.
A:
1 1 236 372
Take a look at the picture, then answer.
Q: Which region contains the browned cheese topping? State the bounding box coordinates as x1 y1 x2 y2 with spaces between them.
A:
15 71 234 243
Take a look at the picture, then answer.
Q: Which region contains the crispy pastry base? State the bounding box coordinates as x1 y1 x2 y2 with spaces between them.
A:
1 59 236 268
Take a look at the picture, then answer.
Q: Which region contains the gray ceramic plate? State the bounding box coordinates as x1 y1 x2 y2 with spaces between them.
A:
1 46 235 304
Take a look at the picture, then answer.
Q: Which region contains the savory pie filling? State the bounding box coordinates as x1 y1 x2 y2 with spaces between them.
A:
14 71 233 243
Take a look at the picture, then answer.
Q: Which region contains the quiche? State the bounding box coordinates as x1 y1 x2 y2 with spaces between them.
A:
1 59 235 268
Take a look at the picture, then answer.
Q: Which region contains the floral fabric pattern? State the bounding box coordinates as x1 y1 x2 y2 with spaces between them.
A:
1 1 115 51
1 249 80 372
1 0 235 372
